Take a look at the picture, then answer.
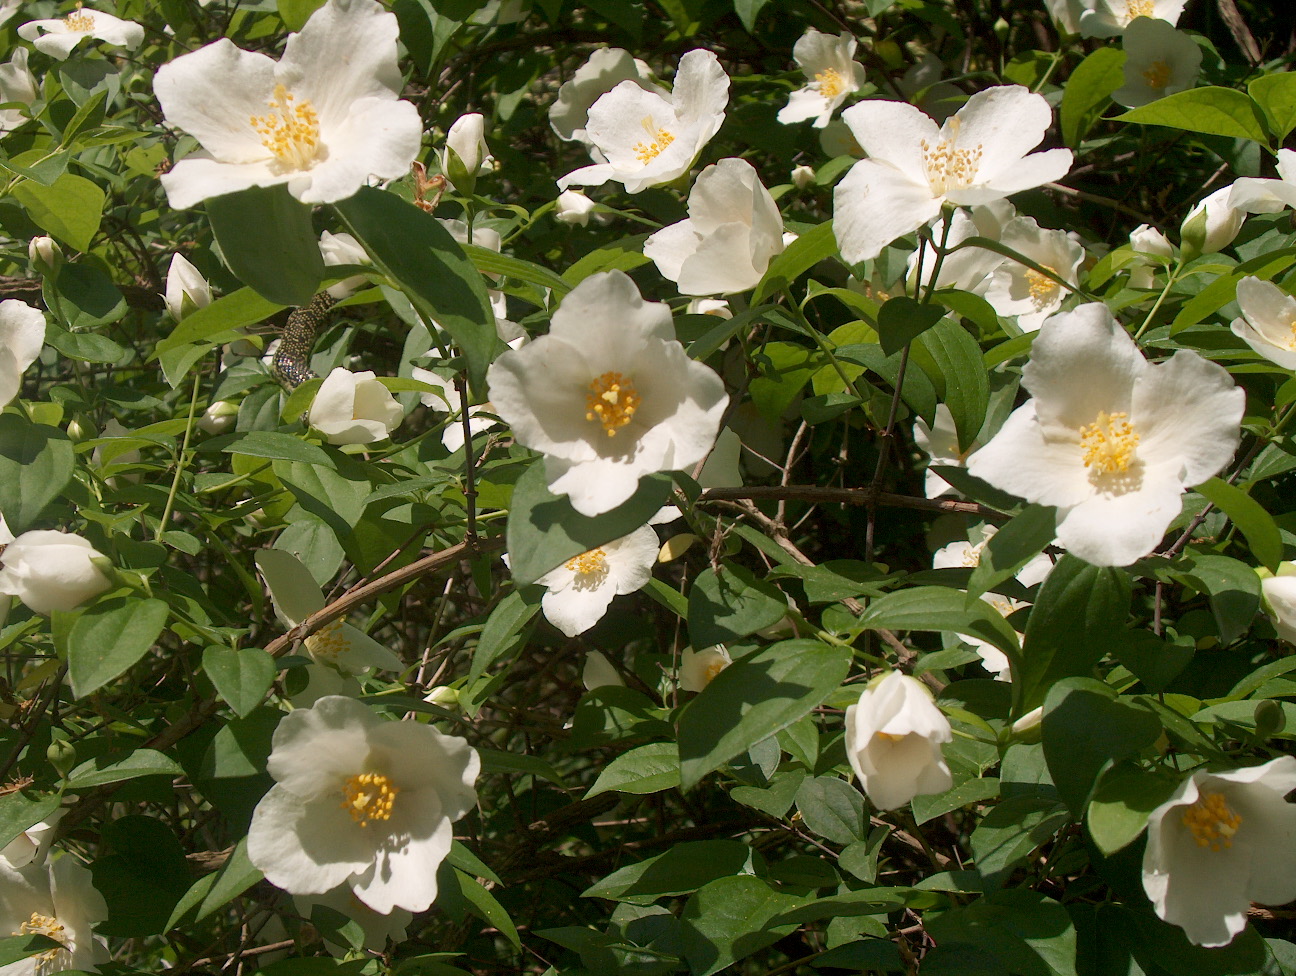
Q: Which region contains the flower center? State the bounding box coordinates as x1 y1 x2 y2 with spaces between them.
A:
1142 59 1172 90
814 68 845 100
585 371 641 437
1286 318 1296 351
632 117 675 164
1079 411 1139 475
1026 266 1060 309
565 548 609 590
920 125 983 196
703 658 728 684
63 3 94 31
304 618 347 664
17 913 66 967
874 731 905 744
1181 790 1242 851
1124 0 1154 22
341 771 399 827
250 84 322 171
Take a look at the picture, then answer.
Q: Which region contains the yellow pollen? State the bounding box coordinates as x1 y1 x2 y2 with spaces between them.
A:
250 84 321 170
814 67 845 100
17 913 65 964
565 549 609 590
703 658 728 684
1181 790 1242 851
585 371 641 436
1286 318 1296 351
341 772 399 827
961 541 987 567
1026 266 1060 308
919 129 983 196
632 117 675 164
1125 0 1154 21
63 3 94 31
1142 59 1172 90
874 731 905 744
304 618 347 663
1080 411 1139 475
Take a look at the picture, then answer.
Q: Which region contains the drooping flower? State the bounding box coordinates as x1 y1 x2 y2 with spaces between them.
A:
643 158 785 296
410 367 500 452
533 525 658 637
247 695 479 914
307 367 404 446
966 303 1243 567
1261 562 1296 644
1229 149 1296 215
0 48 36 135
318 230 370 300
833 85 1073 263
255 549 403 675
550 48 665 147
557 50 729 194
844 671 953 810
1044 0 1086 34
153 0 421 209
982 216 1084 333
18 4 143 61
679 644 732 692
777 29 867 129
294 887 411 955
487 271 728 516
0 531 112 615
1112 17 1201 108
0 857 108 976
1230 276 1296 371
0 301 45 408
163 254 212 321
554 189 601 226
1142 757 1296 947
1181 186 1244 256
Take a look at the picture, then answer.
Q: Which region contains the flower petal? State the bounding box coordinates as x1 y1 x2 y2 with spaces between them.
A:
154 40 278 163
248 784 374 895
833 158 941 264
1053 474 1184 566
1132 350 1242 487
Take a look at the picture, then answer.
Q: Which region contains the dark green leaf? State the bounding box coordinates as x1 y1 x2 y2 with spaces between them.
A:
859 586 1020 662
0 790 62 853
966 505 1057 601
1086 762 1180 855
1060 47 1125 147
206 184 324 306
1194 477 1283 571
468 586 541 685
582 840 759 905
67 748 183 789
203 645 275 718
913 318 989 452
0 416 74 532
679 876 805 976
67 598 170 698
167 837 263 927
1249 73 1296 141
687 563 788 646
795 776 866 845
753 220 837 304
586 741 680 798
877 297 945 356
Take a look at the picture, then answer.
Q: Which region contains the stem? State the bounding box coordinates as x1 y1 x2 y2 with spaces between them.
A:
156 369 203 543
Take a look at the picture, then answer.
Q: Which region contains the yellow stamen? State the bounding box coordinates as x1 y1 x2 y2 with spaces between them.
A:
1125 0 1154 21
17 913 66 965
814 67 845 100
703 658 728 685
1142 59 1172 90
341 772 399 827
1285 318 1296 351
250 84 321 171
1026 265 1060 308
565 548 610 590
874 731 905 744
1080 410 1139 475
1181 790 1241 851
63 3 94 31
304 618 347 664
632 117 675 164
585 371 641 437
920 121 983 196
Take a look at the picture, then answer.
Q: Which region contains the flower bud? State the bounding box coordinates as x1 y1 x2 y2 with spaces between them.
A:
28 236 61 277
1260 561 1296 645
790 164 815 189
554 189 598 227
1254 698 1286 739
442 113 491 195
46 739 76 778
0 530 113 614
319 231 369 300
423 685 460 709
163 253 212 321
1180 186 1244 258
197 399 239 435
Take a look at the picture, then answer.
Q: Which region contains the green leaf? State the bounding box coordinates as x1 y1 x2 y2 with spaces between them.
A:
582 840 759 905
679 876 805 976
1015 555 1131 715
333 187 501 397
1115 87 1269 144
44 262 125 330
753 220 837 305
586 741 680 798
155 287 284 356
67 598 170 698
504 461 672 585
859 586 1020 662
834 342 938 425
733 0 770 32
167 837 263 928
13 173 104 251
468 586 541 685
0 936 63 968
0 790 62 852
461 242 571 298
1086 762 1180 854
218 431 335 467
1194 477 1283 571
203 645 275 718
1171 247 1296 334
687 563 789 646
912 317 989 452
0 415 75 532
876 296 945 356
278 0 326 30
966 505 1057 601
925 890 1077 975
1060 47 1126 147
1173 552 1261 646
794 776 866 845
206 184 324 306
67 748 183 789
677 639 850 790
1248 72 1296 142
1041 678 1162 818
969 796 1070 886
447 868 521 950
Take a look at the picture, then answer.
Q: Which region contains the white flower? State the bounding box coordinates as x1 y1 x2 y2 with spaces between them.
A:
687 298 732 318
0 48 36 135
255 549 402 674
487 271 728 516
932 524 1054 588
777 29 867 129
1044 0 1086 34
319 230 369 300
679 644 731 692
982 216 1085 333
1181 186 1244 256
18 4 143 60
643 158 785 296
581 651 625 691
557 50 729 195
535 526 658 637
966 303 1243 567
443 112 491 175
163 253 212 321
307 367 404 446
0 2 21 29
964 593 1028 680
294 886 411 955
26 238 60 277
1230 276 1296 371
1229 149 1296 214
0 856 108 976
197 400 239 435
1081 0 1187 37
914 403 982 498
833 85 1073 263
790 164 816 189
153 0 421 209
1142 757 1296 947
1112 18 1201 108
437 219 511 324
554 189 601 226
1261 563 1296 644
844 671 953 810
907 201 1014 294
247 695 479 914
0 301 45 408
410 367 499 452
550 48 665 146
1127 223 1174 288
0 809 65 870
0 531 112 615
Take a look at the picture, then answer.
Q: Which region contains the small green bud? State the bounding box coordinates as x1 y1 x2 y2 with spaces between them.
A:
47 738 76 778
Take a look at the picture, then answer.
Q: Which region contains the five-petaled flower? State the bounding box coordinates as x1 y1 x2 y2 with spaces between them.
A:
776 29 867 129
0 856 109 976
844 671 953 810
532 526 659 637
152 0 421 209
247 695 479 914
18 4 143 61
1229 276 1296 372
